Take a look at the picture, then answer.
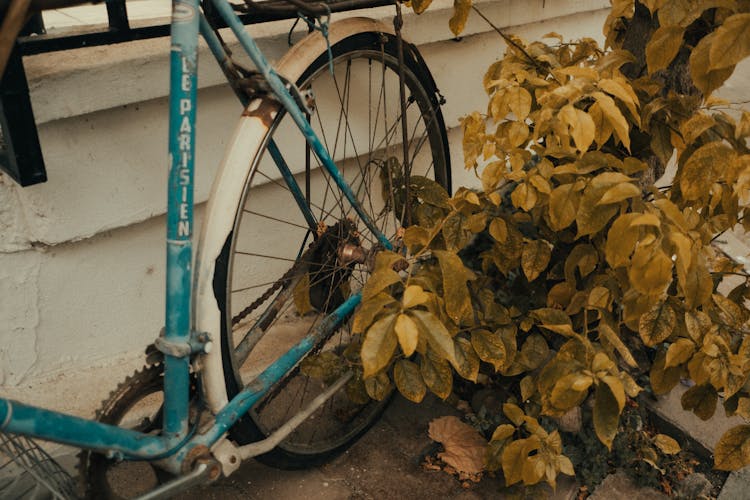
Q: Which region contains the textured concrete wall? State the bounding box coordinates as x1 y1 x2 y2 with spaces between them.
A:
1 0 618 415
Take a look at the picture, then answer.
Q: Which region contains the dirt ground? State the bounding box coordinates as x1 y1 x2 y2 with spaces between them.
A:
174 395 577 500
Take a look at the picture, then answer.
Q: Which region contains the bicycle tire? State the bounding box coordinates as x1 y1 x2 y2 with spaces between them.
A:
211 21 451 469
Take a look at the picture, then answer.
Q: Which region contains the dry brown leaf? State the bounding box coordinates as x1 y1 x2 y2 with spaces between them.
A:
428 416 488 474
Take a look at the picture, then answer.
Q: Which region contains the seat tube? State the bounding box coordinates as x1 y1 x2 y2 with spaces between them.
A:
164 0 200 439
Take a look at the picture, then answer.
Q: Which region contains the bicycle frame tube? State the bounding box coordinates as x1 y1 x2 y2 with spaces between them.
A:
209 0 393 250
164 0 200 440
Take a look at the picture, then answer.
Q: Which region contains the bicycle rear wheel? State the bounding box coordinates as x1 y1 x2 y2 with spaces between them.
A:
213 24 450 469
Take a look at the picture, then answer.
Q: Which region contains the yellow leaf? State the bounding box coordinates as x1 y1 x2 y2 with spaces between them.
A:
548 184 582 231
654 434 681 455
575 183 620 238
420 352 453 399
680 112 716 144
690 32 735 96
449 0 472 36
680 141 736 201
471 329 507 371
650 349 682 395
489 217 508 243
353 292 398 334
639 301 676 347
592 92 631 150
681 384 717 421
596 182 641 205
594 377 625 450
453 337 480 382
522 239 552 282
394 359 427 403
410 0 433 14
665 338 695 368
411 310 458 366
567 107 596 153
361 313 398 378
395 313 419 357
511 182 539 211
564 243 598 283
709 13 750 71
434 250 476 324
502 437 541 486
715 425 750 470
605 213 641 268
641 0 664 15
506 86 532 120
364 371 392 400
293 273 314 315
551 373 593 410
461 112 486 169
628 246 673 296
362 252 403 301
597 78 640 123
429 416 488 474
402 285 430 309
588 102 614 148
598 322 638 368
646 26 684 74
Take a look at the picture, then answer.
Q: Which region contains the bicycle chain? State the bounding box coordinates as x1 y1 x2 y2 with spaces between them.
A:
231 227 324 326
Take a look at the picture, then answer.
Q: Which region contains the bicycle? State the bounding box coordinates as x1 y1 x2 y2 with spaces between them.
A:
0 0 451 497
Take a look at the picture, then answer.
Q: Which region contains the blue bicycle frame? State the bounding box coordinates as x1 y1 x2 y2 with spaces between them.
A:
0 0 392 473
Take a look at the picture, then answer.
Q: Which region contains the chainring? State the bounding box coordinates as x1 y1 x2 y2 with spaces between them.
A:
78 363 198 499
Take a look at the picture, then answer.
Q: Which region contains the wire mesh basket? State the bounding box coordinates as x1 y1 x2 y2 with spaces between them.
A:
0 432 78 500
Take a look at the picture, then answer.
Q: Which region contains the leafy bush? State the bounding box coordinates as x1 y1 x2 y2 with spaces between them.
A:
313 0 750 489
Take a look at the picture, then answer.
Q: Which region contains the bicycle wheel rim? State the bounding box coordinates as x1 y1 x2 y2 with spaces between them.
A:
217 30 450 466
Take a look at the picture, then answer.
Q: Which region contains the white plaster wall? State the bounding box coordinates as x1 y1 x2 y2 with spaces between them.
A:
1 0 617 415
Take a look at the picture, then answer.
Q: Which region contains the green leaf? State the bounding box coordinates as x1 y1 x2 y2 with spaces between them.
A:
453 337 480 382
471 329 507 371
394 359 427 403
715 425 750 470
639 301 676 347
361 313 398 378
420 352 453 399
434 250 476 325
654 434 681 455
594 377 624 449
646 26 684 74
709 13 750 71
681 384 718 421
395 313 419 357
522 240 552 282
411 310 458 366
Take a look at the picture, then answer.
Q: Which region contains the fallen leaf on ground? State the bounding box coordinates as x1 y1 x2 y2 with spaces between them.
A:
428 416 488 474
